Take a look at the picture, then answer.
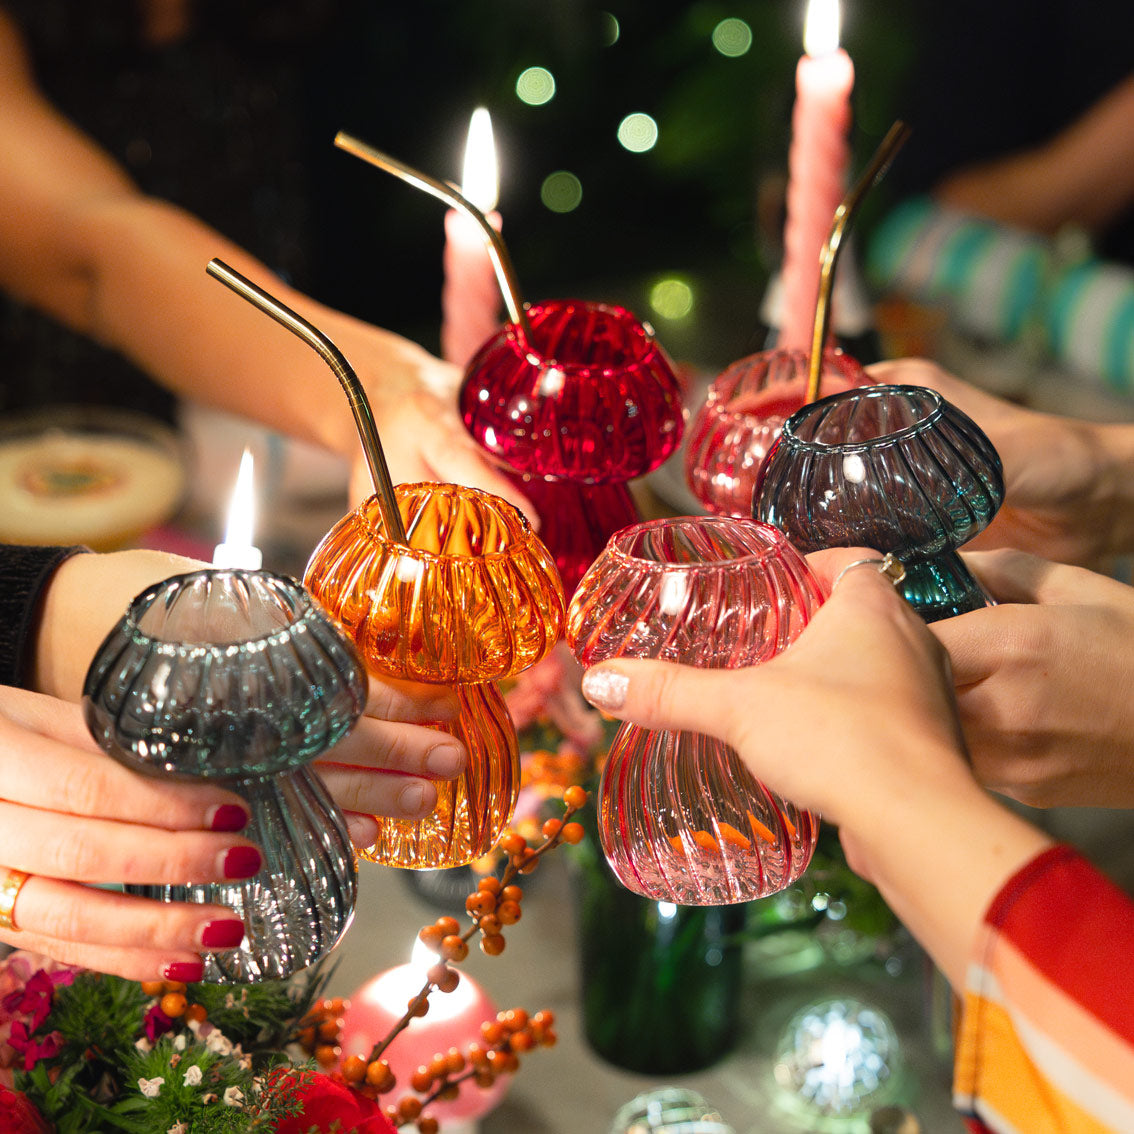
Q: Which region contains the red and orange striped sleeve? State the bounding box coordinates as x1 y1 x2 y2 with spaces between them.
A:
954 844 1134 1133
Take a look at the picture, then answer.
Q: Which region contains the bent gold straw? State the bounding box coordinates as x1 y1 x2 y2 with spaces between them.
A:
334 131 532 342
805 120 912 404
206 258 407 545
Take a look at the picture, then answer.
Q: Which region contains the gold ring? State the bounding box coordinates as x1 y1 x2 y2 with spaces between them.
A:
832 553 907 592
0 868 30 931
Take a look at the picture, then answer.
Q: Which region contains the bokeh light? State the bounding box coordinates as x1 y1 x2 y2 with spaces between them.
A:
600 11 620 46
649 277 695 320
712 18 752 57
540 171 583 213
516 66 556 106
617 112 658 153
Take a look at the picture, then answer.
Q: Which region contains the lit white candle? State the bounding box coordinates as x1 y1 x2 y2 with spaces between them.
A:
442 107 504 369
212 447 263 569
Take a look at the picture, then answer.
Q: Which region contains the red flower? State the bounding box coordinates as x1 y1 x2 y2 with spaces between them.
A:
273 1073 397 1134
6 1023 63 1071
143 1003 174 1044
0 1086 51 1134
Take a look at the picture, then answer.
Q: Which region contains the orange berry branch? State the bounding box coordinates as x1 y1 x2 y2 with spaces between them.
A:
298 784 589 1131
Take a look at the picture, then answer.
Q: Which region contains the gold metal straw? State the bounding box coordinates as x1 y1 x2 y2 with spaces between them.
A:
334 131 532 341
805 120 912 404
206 258 407 544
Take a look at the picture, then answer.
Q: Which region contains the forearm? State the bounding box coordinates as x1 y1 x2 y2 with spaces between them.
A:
32 549 205 703
837 755 1052 990
1085 419 1134 559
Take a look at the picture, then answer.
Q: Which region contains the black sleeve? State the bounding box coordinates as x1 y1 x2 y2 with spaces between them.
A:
0 543 87 688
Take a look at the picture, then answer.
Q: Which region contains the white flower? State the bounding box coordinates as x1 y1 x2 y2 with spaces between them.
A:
223 1085 245 1108
183 1064 203 1086
134 1037 153 1054
172 1033 187 1052
205 1030 234 1056
138 1076 165 1098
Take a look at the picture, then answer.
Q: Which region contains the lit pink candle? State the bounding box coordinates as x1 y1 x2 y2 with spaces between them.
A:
778 0 854 352
442 108 504 369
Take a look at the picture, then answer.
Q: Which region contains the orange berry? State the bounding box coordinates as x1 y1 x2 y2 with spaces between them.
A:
160 992 187 1018
541 1028 558 1047
140 981 164 997
474 1068 495 1088
477 876 502 895
508 1029 535 1052
498 831 526 856
328 997 346 1014
163 980 187 994
496 900 522 925
365 1060 395 1091
480 933 506 956
560 822 585 845
341 1055 367 1083
315 1044 340 1067
435 916 460 937
481 1020 506 1045
439 935 469 962
532 1009 556 1028
408 996 430 1018
502 1008 529 1031
418 1117 440 1134
465 891 496 918
478 913 502 936
445 1048 465 1074
298 1026 317 1049
428 963 460 993
317 1017 341 1041
418 924 445 952
501 884 523 904
411 1066 434 1093
398 1096 423 1121
541 818 563 840
563 785 587 809
184 1003 207 1024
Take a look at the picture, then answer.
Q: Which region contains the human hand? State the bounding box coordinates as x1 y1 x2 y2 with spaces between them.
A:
933 549 1134 808
315 674 466 849
0 685 262 981
868 358 1125 568
577 546 972 834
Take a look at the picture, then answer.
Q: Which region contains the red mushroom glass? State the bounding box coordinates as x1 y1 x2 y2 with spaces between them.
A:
567 516 822 904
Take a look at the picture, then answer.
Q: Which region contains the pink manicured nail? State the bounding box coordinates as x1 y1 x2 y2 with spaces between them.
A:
581 668 629 711
163 960 204 982
221 845 263 880
207 804 250 832
199 919 246 949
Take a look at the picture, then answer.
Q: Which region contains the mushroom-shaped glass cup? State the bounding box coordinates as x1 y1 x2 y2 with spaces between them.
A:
83 569 366 983
304 482 565 869
685 347 872 518
567 517 822 905
754 385 1004 622
460 299 685 482
460 299 686 593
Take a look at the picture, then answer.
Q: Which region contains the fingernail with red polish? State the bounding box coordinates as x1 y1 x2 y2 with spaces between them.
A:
163 960 204 983
200 919 245 949
221 845 263 880
208 804 250 832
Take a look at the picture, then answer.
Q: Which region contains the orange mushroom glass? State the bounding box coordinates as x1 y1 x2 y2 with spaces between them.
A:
305 482 565 868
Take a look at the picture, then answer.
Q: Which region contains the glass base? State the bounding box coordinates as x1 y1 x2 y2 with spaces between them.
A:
359 682 519 869
128 766 357 984
899 552 991 622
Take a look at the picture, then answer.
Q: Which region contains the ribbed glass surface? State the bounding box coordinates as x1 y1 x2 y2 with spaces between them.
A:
754 384 1004 621
305 482 563 868
567 517 822 904
83 569 363 982
459 299 685 482
83 570 367 779
685 347 869 518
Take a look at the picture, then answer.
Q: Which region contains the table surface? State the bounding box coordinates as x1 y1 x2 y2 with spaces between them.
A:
322 855 966 1134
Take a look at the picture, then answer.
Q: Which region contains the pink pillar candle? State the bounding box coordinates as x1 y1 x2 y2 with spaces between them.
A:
442 208 503 369
777 0 854 352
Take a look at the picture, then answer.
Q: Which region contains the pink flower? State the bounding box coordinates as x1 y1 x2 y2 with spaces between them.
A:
144 1003 175 1044
0 954 79 1087
0 1086 51 1133
272 1073 397 1134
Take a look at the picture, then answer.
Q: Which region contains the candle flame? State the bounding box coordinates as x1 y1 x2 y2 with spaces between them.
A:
804 0 840 56
212 447 262 569
224 448 256 549
461 107 499 213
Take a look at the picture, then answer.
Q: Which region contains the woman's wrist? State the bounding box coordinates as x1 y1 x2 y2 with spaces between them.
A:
33 549 204 702
1092 421 1134 559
